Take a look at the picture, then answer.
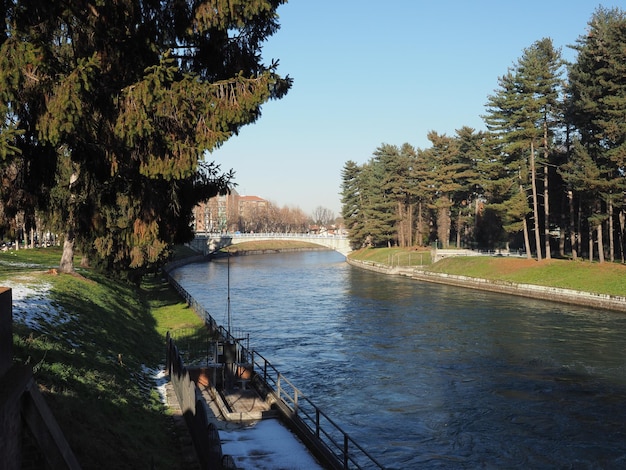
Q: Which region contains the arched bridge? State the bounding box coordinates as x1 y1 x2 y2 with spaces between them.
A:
191 233 352 257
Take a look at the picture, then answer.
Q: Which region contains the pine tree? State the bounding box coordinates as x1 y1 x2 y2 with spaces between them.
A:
0 1 291 279
341 160 367 249
483 38 564 260
566 7 626 262
375 144 415 247
420 131 474 249
365 152 398 247
452 127 482 248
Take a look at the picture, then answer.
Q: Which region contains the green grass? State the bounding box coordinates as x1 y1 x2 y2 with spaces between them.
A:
426 256 626 296
1 247 205 469
349 247 433 266
0 245 65 271
223 239 324 253
349 247 626 297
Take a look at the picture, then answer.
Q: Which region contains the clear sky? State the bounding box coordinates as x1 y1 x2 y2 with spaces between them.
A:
210 1 608 217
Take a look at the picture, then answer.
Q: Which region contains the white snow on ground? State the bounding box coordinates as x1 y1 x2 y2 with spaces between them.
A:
2 277 69 333
142 365 169 404
220 419 324 470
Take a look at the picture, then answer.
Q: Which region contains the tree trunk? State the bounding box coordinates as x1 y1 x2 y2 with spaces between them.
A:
456 207 462 248
519 181 532 259
522 217 532 259
618 209 626 263
588 225 594 262
59 231 75 273
608 197 614 262
530 141 542 261
436 196 451 249
559 193 566 257
416 202 423 246
396 201 404 247
542 117 551 260
543 164 551 259
597 222 605 263
407 202 413 247
568 190 577 260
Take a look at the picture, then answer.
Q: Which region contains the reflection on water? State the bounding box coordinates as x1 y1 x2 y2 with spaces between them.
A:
172 251 626 469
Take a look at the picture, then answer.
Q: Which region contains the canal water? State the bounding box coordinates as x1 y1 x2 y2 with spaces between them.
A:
171 251 626 469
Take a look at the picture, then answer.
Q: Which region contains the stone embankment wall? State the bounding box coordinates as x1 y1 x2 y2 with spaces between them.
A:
347 258 626 313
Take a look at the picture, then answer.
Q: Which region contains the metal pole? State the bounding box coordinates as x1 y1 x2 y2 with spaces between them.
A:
316 409 320 437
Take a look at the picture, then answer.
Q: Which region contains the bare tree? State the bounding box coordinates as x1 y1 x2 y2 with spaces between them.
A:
312 206 335 227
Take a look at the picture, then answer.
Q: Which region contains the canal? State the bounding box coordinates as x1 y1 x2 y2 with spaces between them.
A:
171 250 626 469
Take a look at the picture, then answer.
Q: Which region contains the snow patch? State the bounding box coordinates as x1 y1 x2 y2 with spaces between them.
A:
141 365 169 404
3 277 70 333
220 419 324 470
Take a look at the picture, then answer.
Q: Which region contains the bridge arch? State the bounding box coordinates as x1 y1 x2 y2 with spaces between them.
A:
191 233 352 257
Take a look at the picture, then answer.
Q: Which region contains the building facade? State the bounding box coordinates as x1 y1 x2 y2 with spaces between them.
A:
193 190 269 234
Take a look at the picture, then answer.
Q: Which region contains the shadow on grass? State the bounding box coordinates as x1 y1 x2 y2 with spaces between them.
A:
11 270 187 469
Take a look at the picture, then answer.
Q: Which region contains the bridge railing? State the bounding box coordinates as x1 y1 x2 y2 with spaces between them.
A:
230 232 348 239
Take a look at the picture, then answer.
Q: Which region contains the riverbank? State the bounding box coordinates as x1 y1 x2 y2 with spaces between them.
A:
199 241 626 312
0 246 207 468
346 256 626 313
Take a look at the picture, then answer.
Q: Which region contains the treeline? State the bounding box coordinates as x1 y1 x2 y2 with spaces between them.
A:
233 204 336 233
231 203 309 233
341 7 626 263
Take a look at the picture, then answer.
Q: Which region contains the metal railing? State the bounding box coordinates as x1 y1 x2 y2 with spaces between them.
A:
231 232 348 239
164 269 385 470
249 350 385 470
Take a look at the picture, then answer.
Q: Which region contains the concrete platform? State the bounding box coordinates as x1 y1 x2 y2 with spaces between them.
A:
164 373 323 469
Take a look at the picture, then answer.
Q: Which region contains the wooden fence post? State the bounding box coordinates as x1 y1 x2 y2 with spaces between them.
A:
0 287 20 469
0 287 12 376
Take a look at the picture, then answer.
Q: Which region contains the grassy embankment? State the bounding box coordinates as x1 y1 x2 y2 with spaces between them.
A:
349 247 626 297
222 239 324 254
1 245 205 469
229 242 626 297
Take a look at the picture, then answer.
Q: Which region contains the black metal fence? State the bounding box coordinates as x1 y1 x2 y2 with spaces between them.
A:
166 332 236 470
250 350 386 470
164 267 386 470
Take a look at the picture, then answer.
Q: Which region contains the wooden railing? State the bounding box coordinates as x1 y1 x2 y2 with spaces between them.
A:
0 287 81 470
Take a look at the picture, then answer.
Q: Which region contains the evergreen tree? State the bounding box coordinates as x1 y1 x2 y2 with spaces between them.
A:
566 6 626 262
410 147 437 247
0 1 291 279
483 38 564 260
421 131 472 248
517 38 564 260
374 144 414 247
365 152 397 247
452 127 482 248
341 160 367 249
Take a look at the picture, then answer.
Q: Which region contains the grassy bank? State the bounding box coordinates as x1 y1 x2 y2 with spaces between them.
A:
222 239 325 253
1 247 205 469
349 247 626 297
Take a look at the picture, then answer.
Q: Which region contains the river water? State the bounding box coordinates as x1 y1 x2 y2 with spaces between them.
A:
171 251 626 469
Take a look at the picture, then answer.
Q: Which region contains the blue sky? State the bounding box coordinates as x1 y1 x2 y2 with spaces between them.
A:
211 1 607 216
